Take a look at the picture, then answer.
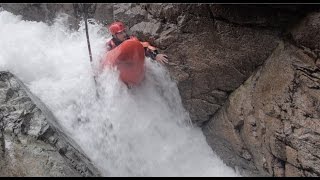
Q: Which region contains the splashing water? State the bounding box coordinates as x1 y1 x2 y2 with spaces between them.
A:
0 10 241 177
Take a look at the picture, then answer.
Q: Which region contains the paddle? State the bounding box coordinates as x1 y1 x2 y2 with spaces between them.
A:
81 3 100 98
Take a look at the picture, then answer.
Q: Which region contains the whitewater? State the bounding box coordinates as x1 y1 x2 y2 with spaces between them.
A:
0 10 241 177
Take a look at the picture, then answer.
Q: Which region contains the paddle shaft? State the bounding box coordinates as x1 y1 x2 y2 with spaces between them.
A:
82 4 100 98
83 6 93 63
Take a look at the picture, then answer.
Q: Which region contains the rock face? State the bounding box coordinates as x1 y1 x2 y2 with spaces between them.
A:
291 11 320 52
0 71 101 176
203 9 320 176
208 4 317 28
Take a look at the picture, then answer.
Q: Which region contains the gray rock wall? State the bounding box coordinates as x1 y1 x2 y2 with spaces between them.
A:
0 71 101 176
203 11 320 177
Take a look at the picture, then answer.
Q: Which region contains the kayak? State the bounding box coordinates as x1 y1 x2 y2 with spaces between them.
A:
102 39 145 86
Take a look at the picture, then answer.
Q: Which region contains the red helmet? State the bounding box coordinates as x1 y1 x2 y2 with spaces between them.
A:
109 21 126 35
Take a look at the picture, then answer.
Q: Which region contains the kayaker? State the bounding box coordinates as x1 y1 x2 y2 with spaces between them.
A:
106 21 169 64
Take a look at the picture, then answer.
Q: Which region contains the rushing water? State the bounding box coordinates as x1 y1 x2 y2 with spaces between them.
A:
0 10 241 177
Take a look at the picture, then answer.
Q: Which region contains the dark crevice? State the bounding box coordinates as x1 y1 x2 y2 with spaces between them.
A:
288 80 298 106
210 4 319 34
224 89 234 97
213 15 281 32
234 119 245 134
269 154 285 176
296 156 307 176
37 125 56 143
201 113 216 127
282 32 320 59
0 122 4 157
295 67 320 79
188 97 221 108
20 112 33 135
58 146 68 156
206 4 215 28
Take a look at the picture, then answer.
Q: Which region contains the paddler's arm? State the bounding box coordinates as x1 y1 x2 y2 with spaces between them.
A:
155 53 169 64
141 42 169 64
105 41 113 51
106 45 112 51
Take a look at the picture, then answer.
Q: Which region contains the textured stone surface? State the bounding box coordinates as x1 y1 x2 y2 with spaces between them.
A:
291 11 320 51
0 71 101 177
203 41 320 176
208 4 318 28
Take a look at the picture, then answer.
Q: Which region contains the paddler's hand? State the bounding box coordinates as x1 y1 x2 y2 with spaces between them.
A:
155 54 169 64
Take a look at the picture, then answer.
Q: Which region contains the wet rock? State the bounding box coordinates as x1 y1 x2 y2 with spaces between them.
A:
208 4 317 28
203 41 320 176
290 11 320 51
0 71 101 177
